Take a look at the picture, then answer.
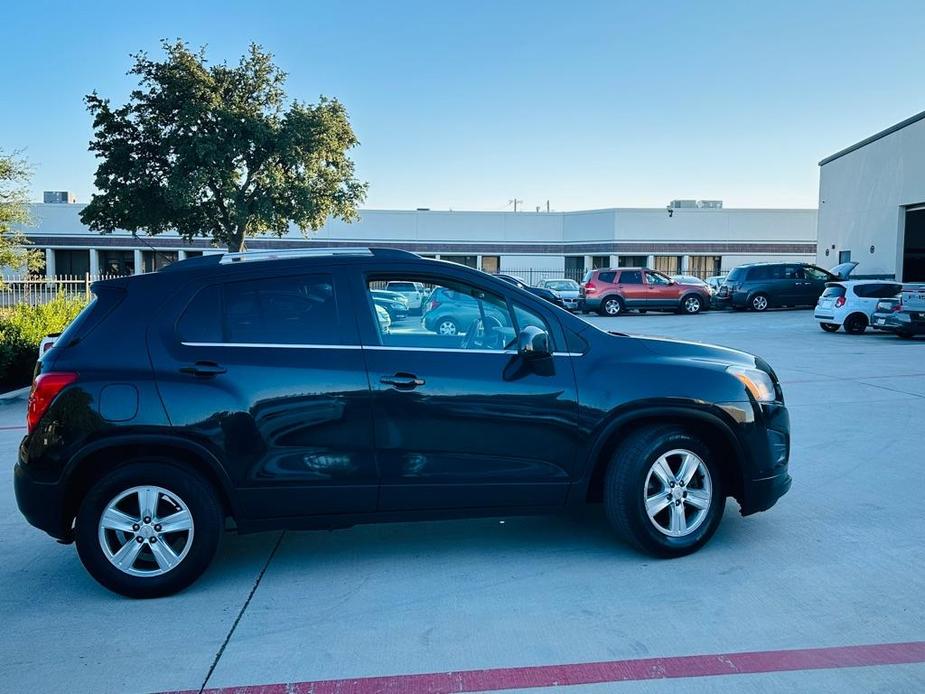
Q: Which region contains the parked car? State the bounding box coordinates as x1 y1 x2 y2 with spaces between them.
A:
536 279 581 311
384 280 426 314
705 276 726 293
375 304 392 334
672 275 712 293
580 268 711 316
38 333 59 359
715 262 857 312
16 247 790 597
814 280 902 334
871 284 925 338
370 289 408 319
421 286 509 335
494 274 566 308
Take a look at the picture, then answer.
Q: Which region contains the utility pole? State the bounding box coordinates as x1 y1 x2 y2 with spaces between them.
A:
509 198 523 212
546 200 550 213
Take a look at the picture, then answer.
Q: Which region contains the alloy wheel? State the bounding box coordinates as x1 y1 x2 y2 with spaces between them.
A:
438 320 458 336
97 485 194 577
643 449 713 537
604 298 622 315
683 296 702 314
752 295 768 311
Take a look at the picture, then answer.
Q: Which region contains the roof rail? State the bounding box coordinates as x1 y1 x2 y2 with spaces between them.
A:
219 248 374 264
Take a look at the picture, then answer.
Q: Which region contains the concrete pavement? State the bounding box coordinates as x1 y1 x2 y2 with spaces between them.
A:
1 309 923 693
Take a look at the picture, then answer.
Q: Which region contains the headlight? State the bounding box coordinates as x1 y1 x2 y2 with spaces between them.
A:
727 365 776 402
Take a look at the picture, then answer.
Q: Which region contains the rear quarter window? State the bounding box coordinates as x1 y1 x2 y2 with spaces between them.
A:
597 271 616 283
177 285 223 342
822 286 846 298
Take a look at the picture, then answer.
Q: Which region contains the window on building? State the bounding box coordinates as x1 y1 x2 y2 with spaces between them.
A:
618 256 647 268
688 255 721 279
564 256 585 281
142 250 178 273
838 250 852 264
184 251 204 258
54 249 90 277
591 255 610 269
653 255 682 275
100 250 135 276
441 255 478 269
481 256 500 273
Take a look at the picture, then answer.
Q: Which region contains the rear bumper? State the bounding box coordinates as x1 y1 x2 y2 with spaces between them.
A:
14 458 71 540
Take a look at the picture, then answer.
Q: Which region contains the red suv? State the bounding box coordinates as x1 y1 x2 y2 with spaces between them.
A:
580 268 711 316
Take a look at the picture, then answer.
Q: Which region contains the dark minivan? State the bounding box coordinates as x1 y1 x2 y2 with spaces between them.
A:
16 249 791 597
715 262 857 311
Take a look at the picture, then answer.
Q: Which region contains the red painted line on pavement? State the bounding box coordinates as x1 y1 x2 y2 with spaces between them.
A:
168 641 925 694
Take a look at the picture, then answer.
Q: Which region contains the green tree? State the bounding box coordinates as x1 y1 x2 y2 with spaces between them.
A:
80 40 367 252
0 151 41 282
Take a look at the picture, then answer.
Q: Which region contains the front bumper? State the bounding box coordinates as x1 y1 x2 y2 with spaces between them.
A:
561 297 580 310
736 401 792 515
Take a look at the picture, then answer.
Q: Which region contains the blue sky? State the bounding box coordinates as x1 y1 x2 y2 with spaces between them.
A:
2 0 923 211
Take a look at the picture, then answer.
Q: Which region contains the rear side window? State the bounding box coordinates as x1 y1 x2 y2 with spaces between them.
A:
726 267 745 283
783 265 804 280
821 286 846 298
853 283 902 299
597 271 616 283
55 285 126 348
748 265 783 281
619 270 642 284
178 274 339 345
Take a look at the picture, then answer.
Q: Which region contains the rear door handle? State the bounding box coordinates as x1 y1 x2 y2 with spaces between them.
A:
380 372 425 390
180 361 227 377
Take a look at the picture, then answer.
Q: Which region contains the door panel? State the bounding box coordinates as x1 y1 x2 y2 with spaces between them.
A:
358 268 580 511
616 270 646 307
148 269 377 520
644 270 678 307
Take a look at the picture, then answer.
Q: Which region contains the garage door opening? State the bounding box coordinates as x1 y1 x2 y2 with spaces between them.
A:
904 206 925 281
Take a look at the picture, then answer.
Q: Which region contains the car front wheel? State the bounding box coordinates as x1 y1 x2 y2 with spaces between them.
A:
681 295 703 314
604 426 724 557
75 461 223 598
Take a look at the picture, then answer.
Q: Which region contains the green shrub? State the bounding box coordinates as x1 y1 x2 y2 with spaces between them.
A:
0 293 88 390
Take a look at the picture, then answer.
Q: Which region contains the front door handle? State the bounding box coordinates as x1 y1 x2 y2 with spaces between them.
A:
380 372 425 390
180 361 227 377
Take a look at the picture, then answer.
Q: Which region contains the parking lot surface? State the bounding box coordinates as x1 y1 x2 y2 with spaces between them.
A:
1 309 924 693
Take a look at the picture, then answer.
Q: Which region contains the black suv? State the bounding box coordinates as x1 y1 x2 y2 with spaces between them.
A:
15 248 791 597
715 261 857 311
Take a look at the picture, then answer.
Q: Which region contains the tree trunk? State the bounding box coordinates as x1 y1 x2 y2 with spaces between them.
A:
227 223 247 253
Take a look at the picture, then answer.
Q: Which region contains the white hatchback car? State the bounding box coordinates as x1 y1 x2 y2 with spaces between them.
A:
814 280 902 334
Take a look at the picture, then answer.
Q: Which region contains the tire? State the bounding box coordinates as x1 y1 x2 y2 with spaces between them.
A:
680 294 703 315
897 331 914 340
820 322 839 333
598 296 624 316
436 318 459 336
75 461 223 598
750 294 769 312
604 426 724 557
639 310 647 314
843 313 867 335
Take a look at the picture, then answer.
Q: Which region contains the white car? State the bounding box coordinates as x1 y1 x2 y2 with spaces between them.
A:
375 304 392 334
385 281 426 313
814 280 902 334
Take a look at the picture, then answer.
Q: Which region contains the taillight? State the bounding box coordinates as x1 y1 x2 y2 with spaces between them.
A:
835 296 846 308
42 341 55 353
26 372 77 433
585 282 598 294
892 302 903 313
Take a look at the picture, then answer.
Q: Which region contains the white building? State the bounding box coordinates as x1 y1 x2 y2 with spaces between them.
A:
817 110 925 280
17 200 817 282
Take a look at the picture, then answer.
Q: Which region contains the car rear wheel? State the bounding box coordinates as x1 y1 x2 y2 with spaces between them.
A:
843 313 868 335
681 295 703 314
599 297 624 316
750 294 769 312
820 322 840 333
897 331 915 339
75 461 223 598
436 318 459 336
604 426 724 557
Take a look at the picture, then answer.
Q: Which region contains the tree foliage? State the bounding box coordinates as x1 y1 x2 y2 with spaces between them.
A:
80 40 368 252
0 151 41 280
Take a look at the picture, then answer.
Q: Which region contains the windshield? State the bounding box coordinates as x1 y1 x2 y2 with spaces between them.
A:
545 280 578 291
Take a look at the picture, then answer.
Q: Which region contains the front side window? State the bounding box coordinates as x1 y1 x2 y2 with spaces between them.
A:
367 275 554 352
645 271 671 285
177 274 339 345
803 266 830 281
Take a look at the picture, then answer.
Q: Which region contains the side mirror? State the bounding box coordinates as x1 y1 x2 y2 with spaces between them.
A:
517 325 551 358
